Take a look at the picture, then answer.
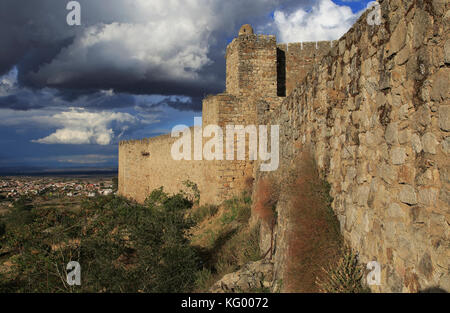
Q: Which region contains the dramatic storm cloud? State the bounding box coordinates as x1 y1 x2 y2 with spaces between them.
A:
0 0 314 98
0 0 368 106
0 0 371 168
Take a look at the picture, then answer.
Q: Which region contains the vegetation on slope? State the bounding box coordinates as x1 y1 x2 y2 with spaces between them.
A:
0 187 199 292
0 166 369 293
190 191 261 292
0 181 261 293
282 150 370 293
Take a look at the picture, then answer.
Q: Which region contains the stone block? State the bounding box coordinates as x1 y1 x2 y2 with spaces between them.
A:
439 105 450 132
422 133 438 154
399 185 418 205
391 147 407 165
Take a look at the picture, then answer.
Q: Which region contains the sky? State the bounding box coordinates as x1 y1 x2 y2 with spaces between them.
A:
0 0 372 171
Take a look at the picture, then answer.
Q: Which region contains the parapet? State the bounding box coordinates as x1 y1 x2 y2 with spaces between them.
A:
226 34 277 59
277 40 336 58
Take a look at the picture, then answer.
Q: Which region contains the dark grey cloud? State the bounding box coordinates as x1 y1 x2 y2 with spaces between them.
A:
0 0 312 106
135 95 203 113
0 0 79 76
0 94 44 111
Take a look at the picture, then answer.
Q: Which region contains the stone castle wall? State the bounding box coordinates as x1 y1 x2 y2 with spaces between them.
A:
258 0 449 292
120 27 330 204
119 0 449 292
118 130 221 205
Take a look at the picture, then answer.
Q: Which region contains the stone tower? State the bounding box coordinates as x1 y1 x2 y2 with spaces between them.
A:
225 24 280 101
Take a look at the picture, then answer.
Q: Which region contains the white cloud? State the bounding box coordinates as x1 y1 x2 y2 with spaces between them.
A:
32 108 137 145
35 21 211 83
273 0 361 43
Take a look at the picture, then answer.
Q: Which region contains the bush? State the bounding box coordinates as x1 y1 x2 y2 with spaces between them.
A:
0 221 5 236
194 268 215 292
221 192 252 225
13 196 32 212
216 225 261 269
316 246 371 293
0 189 200 293
182 180 200 206
112 177 118 192
192 191 260 292
195 224 261 292
5 199 35 227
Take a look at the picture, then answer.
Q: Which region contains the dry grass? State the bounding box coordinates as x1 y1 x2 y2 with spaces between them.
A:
284 150 343 293
193 224 261 292
190 204 219 224
190 192 261 292
252 177 278 226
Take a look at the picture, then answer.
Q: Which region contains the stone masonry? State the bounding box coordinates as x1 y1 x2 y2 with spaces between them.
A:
256 0 449 293
119 0 449 292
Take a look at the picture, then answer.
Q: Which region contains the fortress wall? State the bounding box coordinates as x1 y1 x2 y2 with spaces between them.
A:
119 89 263 205
260 0 449 292
202 93 236 126
214 92 258 201
277 41 335 96
118 0 448 293
201 93 254 201
119 130 221 205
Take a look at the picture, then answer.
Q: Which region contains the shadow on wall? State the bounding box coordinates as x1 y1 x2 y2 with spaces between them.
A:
419 287 448 293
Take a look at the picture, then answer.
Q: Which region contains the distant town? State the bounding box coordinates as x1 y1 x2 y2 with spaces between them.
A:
0 176 117 201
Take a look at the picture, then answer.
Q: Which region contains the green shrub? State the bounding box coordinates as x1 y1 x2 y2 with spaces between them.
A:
0 189 200 293
182 180 200 206
13 196 32 212
221 192 252 225
112 177 118 192
216 225 261 269
195 224 261 292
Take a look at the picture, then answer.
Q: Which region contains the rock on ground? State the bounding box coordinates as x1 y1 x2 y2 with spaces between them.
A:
209 260 274 293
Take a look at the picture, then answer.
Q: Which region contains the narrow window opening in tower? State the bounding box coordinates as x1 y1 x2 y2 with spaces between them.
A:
277 48 286 97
